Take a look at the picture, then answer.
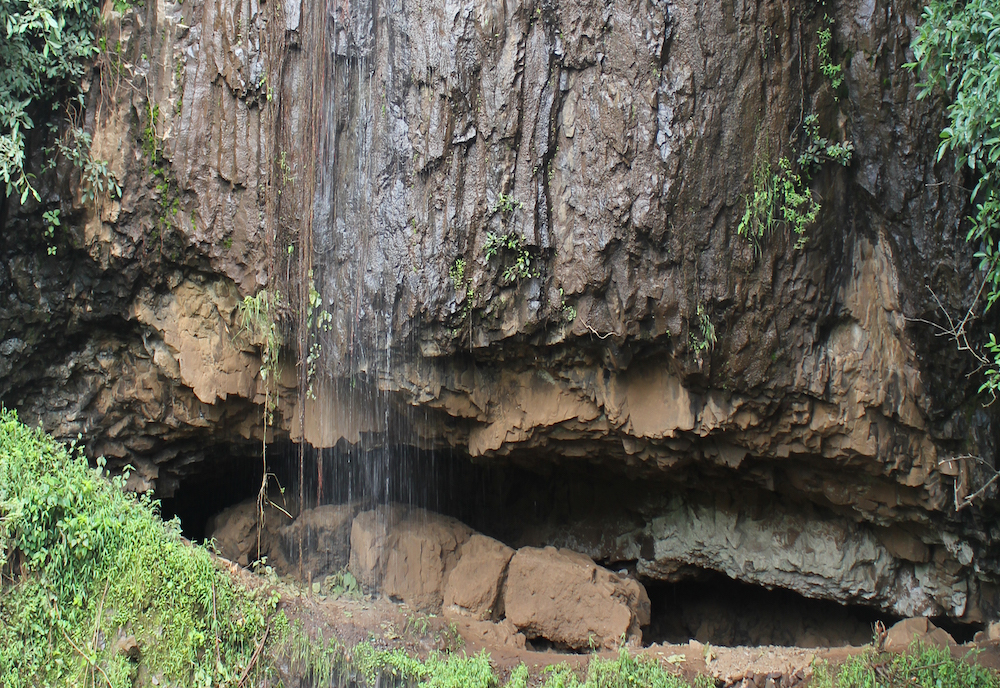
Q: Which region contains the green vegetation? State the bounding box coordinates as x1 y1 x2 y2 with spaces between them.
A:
738 153 820 250
798 114 854 174
812 642 999 688
491 192 522 214
0 408 282 686
345 646 693 688
142 102 162 166
817 16 844 95
0 0 99 202
739 115 852 251
535 652 690 688
449 257 467 290
690 304 717 356
47 125 122 204
909 0 1000 397
484 231 534 283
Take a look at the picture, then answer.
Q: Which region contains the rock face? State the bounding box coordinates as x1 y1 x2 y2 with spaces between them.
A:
504 546 651 650
2 0 1000 626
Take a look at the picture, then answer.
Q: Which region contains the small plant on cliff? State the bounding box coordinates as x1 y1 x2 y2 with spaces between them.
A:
689 304 717 357
817 16 844 96
739 152 819 250
797 114 854 173
491 192 522 214
484 231 534 283
449 257 467 290
739 117 848 252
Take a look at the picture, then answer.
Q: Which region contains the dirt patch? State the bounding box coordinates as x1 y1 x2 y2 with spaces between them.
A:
222 553 1000 687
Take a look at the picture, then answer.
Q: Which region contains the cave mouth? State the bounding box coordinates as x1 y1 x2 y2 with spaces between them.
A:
642 571 894 647
641 571 982 647
158 441 984 648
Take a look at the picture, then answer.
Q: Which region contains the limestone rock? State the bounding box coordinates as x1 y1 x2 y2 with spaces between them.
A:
382 509 473 612
443 534 514 621
504 546 649 650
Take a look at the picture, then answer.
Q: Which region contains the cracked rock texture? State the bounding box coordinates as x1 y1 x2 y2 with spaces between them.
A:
2 0 1000 623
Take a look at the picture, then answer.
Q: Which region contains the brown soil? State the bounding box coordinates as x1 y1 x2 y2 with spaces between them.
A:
219 553 1000 687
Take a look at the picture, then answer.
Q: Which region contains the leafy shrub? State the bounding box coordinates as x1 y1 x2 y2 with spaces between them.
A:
910 0 1000 394
0 0 99 202
0 408 282 686
484 231 534 283
817 17 844 94
834 642 1000 688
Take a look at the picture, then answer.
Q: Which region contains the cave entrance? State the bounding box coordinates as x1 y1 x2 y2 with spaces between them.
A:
158 448 267 542
158 441 984 649
641 571 980 647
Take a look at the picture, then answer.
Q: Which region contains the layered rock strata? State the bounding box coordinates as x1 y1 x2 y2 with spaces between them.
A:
0 0 997 626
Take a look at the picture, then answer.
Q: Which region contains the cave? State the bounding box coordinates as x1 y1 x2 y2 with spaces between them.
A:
158 440 986 649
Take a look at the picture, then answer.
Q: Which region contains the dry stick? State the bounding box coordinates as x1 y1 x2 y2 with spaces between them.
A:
61 627 113 688
237 626 270 688
212 581 221 670
583 320 616 340
91 579 111 688
939 453 1000 510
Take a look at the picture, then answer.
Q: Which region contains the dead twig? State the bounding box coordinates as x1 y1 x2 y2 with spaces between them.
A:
61 627 113 688
237 626 270 687
906 282 996 402
939 453 1000 511
583 320 617 340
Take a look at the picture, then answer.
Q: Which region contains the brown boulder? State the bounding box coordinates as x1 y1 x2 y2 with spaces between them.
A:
382 509 473 612
504 546 650 650
444 534 515 621
274 503 361 580
205 499 289 568
348 505 406 589
455 618 527 649
886 617 956 650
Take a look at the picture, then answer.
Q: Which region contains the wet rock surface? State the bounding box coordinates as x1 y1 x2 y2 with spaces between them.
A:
1 0 999 630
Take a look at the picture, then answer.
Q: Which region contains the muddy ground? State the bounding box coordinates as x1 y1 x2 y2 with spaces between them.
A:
229 561 1000 687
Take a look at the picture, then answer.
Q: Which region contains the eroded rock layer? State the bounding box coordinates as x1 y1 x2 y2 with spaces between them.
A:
2 0 999 625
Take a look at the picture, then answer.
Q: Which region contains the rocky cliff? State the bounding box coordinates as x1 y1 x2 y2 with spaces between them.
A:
2 0 998 623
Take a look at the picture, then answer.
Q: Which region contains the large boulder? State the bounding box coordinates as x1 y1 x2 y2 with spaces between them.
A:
504 546 650 650
348 505 406 590
443 534 515 621
382 510 473 612
205 499 288 568
886 617 957 650
273 503 361 580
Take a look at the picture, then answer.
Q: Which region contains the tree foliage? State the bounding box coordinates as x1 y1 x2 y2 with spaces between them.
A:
0 0 99 203
911 0 1000 394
